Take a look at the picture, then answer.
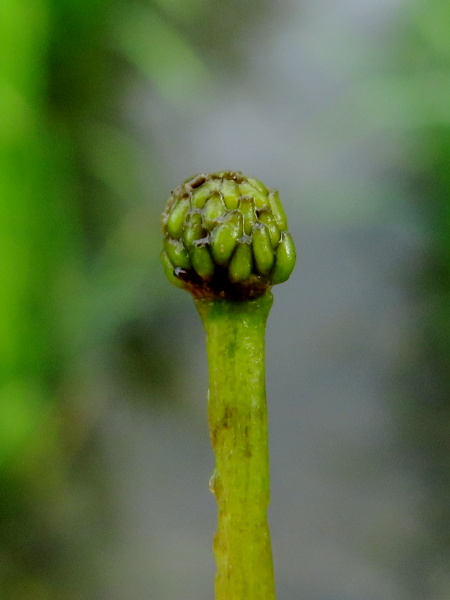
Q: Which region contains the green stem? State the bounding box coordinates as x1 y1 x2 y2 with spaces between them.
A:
195 290 275 600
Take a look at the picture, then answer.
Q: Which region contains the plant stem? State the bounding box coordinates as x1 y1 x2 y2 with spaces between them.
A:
195 290 275 600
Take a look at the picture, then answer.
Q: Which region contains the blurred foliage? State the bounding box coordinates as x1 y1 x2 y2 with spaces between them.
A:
0 0 267 597
407 0 450 544
380 0 450 591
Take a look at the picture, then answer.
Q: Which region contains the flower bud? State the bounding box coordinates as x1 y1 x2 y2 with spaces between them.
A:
271 232 296 284
210 211 243 266
183 210 204 249
229 241 253 283
191 241 215 280
166 197 189 239
239 197 257 236
161 171 296 299
164 237 191 270
268 190 287 231
258 210 281 248
203 192 227 230
161 250 185 288
221 179 240 210
239 181 269 210
252 223 274 275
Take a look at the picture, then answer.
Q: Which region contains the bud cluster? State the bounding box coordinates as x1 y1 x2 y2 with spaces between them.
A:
161 171 296 300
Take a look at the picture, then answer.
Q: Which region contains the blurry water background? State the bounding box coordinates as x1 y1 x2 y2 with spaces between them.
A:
1 0 450 599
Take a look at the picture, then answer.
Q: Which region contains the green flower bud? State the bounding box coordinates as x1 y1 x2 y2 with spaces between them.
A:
210 210 243 266
271 232 296 284
203 192 227 230
166 197 189 239
191 241 215 280
161 171 295 299
239 196 257 236
164 237 191 270
268 190 287 231
191 179 222 209
183 210 204 249
258 210 281 248
252 223 274 275
221 179 240 210
239 181 269 210
246 176 268 195
161 250 185 288
229 241 253 283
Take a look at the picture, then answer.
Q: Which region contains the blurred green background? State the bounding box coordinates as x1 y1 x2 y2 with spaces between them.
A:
1 0 449 599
